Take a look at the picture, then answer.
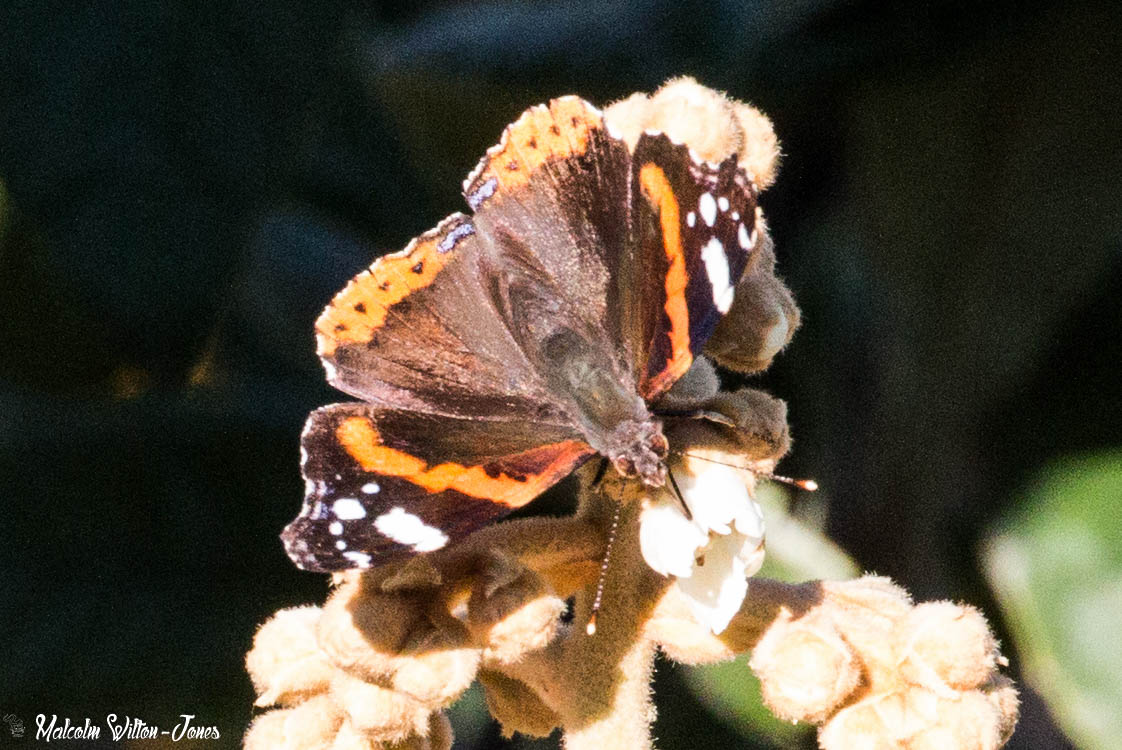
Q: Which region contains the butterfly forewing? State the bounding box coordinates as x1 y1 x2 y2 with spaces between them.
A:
316 213 566 423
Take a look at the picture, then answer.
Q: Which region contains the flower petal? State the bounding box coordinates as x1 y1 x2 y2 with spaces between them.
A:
676 531 752 634
639 497 708 578
676 457 752 536
639 449 770 632
734 498 766 541
738 536 767 576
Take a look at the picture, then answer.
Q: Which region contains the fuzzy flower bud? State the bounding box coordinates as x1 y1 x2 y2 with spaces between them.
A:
604 76 780 188
466 556 567 665
330 672 432 743
749 608 862 724
478 668 563 738
244 695 342 750
896 602 1003 692
819 685 1014 750
736 578 1018 749
247 607 336 707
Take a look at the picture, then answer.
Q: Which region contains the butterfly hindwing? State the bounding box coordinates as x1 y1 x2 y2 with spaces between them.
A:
284 403 595 571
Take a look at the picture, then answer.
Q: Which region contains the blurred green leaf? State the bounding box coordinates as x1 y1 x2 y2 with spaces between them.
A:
682 483 858 746
681 653 812 748
447 682 494 747
754 483 861 582
983 450 1122 750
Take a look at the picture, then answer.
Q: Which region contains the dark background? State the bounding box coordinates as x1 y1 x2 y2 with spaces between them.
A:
2 1 1119 748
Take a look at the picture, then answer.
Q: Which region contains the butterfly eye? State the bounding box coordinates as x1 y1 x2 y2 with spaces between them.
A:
613 456 638 478
650 432 669 459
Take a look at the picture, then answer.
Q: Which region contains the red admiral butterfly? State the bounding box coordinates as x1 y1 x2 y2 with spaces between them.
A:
284 96 762 572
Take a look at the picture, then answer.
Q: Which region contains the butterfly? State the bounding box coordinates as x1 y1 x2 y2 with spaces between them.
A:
283 96 762 572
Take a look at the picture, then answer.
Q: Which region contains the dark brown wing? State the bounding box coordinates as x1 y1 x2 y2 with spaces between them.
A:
463 97 636 377
283 403 594 572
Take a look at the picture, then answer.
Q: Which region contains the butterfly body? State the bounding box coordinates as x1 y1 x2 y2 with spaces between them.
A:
284 97 760 572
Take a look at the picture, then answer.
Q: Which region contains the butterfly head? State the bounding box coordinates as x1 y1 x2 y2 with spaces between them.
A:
608 419 670 487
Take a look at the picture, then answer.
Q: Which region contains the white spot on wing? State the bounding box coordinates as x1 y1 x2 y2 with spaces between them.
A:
436 221 475 253
702 237 735 313
731 211 740 221
738 223 753 250
335 539 347 550
718 196 730 212
466 177 498 210
343 551 372 568
686 211 696 228
699 193 717 227
361 482 380 495
332 498 366 520
329 521 343 536
375 507 449 552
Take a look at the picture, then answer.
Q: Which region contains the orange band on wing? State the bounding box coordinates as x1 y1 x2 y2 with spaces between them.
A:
315 215 468 357
464 97 601 200
638 163 693 395
336 416 590 507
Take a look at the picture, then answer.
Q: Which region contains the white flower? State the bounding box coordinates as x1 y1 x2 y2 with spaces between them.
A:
639 453 766 634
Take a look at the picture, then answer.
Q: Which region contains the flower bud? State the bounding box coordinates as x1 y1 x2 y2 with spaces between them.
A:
640 77 744 165
750 610 861 724
906 687 1007 750
331 672 430 743
244 695 343 750
247 607 334 706
478 668 561 738
731 101 780 189
390 637 480 707
317 579 426 682
897 602 1001 691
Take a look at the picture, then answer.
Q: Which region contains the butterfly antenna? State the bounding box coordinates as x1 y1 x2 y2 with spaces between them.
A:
758 471 818 492
673 450 819 492
670 449 744 469
666 466 692 519
586 497 622 636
